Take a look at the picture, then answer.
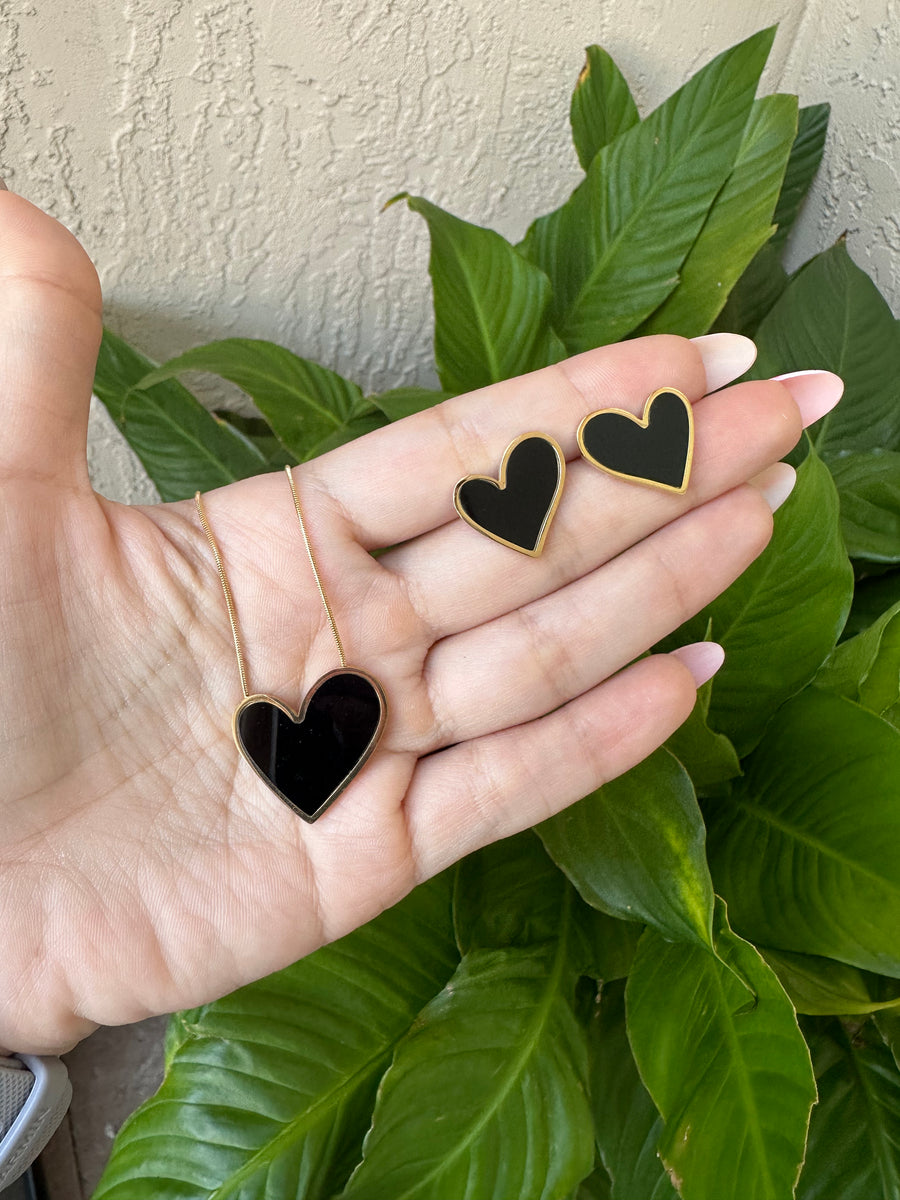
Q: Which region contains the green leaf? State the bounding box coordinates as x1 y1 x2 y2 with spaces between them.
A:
761 948 900 1016
845 570 900 639
798 1018 900 1200
92 327 267 501
640 93 797 337
577 912 643 984
661 447 853 755
817 598 900 714
92 875 459 1200
368 386 453 421
711 104 827 339
877 1011 900 1071
454 830 641 982
770 102 830 251
340 934 594 1200
665 669 742 792
395 194 563 394
521 28 775 352
214 410 297 468
570 45 640 170
537 747 715 949
708 687 900 977
626 900 816 1200
752 240 900 458
829 451 900 563
712 242 788 339
590 980 677 1200
310 408 389 456
453 830 575 954
573 1164 614 1200
135 338 383 463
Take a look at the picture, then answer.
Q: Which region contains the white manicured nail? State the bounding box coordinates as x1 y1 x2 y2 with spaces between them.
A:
749 461 797 512
690 333 757 394
669 641 725 687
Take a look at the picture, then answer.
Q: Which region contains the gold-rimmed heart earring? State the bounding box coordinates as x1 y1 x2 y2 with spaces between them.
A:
453 432 565 556
578 387 694 494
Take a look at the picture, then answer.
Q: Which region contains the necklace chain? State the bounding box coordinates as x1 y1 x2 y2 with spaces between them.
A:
194 465 346 699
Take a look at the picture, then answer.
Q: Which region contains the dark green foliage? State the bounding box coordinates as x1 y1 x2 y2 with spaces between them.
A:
92 32 900 1200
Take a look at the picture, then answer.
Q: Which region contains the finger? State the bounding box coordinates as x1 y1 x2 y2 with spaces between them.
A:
420 477 779 750
304 333 755 549
0 191 103 485
386 375 807 638
404 651 706 882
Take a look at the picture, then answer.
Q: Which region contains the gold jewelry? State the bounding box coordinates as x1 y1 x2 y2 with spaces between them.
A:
453 432 566 556
577 387 694 494
194 466 387 823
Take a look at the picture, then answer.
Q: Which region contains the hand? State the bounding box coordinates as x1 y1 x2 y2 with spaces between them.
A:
0 191 839 1053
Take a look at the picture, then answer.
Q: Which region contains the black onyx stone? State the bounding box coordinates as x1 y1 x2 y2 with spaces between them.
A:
455 434 564 555
579 389 693 492
234 670 386 822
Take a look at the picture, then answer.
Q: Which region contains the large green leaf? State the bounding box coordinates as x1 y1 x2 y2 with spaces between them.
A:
340 932 594 1200
136 338 384 463
626 901 816 1200
752 241 900 458
393 194 564 394
537 747 715 949
640 93 797 337
761 948 900 1016
92 875 459 1200
798 1018 900 1200
770 102 830 251
829 451 900 563
661 448 853 755
817 598 900 714
590 980 676 1200
520 28 774 352
708 688 900 977
570 45 640 170
93 327 267 501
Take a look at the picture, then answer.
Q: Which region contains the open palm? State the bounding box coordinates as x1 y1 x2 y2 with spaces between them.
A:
0 191 831 1054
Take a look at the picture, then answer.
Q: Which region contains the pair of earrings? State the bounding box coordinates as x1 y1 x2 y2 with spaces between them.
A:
454 387 694 556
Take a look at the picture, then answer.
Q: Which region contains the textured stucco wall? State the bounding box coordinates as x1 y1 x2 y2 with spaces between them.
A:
1 0 897 503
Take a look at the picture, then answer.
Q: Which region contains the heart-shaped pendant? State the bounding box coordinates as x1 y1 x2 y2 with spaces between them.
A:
577 388 694 493
233 668 387 822
454 433 565 556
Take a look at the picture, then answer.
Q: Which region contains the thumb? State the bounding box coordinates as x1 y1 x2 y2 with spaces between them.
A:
0 185 102 487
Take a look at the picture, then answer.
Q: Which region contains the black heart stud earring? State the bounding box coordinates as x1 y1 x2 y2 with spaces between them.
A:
577 387 694 494
454 432 566 556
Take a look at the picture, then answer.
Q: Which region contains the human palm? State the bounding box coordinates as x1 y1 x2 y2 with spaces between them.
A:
0 191 831 1054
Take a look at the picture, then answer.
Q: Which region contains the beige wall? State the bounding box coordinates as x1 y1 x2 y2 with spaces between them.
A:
1 0 897 501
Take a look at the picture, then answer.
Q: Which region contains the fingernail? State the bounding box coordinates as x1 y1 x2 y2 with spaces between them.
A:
772 369 844 426
669 641 725 687
748 461 797 512
690 333 757 393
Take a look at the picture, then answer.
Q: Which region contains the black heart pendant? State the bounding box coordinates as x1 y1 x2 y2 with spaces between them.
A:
233 668 387 822
453 433 565 556
577 388 694 493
